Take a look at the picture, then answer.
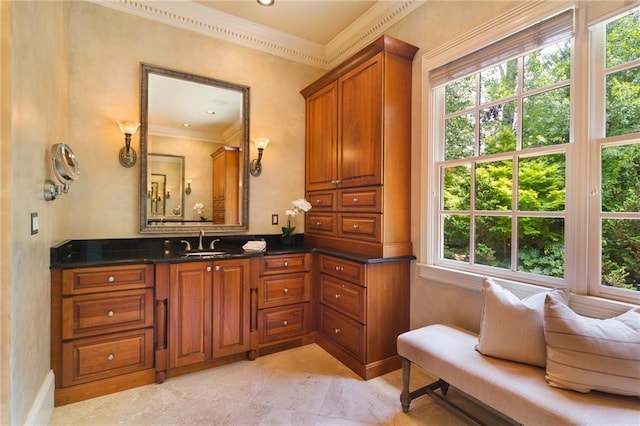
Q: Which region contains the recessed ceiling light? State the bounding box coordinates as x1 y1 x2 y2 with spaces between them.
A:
257 0 274 6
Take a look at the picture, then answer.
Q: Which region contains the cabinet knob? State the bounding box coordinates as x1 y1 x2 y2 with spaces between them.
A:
206 266 212 272
283 288 289 294
316 222 322 226
353 224 359 230
107 276 115 283
283 320 288 326
353 197 359 203
334 265 343 272
334 328 341 334
334 293 341 299
107 353 114 361
316 199 322 204
107 310 114 317
215 265 221 271
284 261 288 267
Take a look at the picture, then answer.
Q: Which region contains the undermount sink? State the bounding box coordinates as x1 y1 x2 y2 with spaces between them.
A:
183 251 227 257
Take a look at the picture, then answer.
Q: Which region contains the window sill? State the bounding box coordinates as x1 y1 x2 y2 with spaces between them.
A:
417 263 637 318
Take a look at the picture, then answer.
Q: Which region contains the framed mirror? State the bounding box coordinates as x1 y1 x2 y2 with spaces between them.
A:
139 63 250 233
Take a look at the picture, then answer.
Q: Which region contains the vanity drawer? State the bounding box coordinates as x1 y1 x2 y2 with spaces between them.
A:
319 305 365 361
62 264 154 295
338 214 381 241
62 289 154 340
306 213 337 235
61 328 154 387
259 273 310 308
319 275 365 322
338 187 381 211
318 254 365 286
259 253 309 275
258 303 310 342
307 190 336 211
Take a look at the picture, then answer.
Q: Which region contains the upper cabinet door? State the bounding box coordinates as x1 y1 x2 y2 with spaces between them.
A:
338 54 383 188
305 82 338 191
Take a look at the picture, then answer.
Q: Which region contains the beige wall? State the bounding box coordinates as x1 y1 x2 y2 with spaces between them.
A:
1 1 530 423
2 1 69 424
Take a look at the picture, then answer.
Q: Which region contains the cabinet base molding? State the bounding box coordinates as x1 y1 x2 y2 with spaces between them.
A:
316 334 402 380
54 369 156 406
257 331 316 357
165 352 251 379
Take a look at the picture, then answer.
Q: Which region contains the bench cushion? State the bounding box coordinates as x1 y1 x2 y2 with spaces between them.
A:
397 324 640 425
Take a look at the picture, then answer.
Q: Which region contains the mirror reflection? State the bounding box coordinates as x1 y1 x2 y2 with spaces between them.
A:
139 63 250 233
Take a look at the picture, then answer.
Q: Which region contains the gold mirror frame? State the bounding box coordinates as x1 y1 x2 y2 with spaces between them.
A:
138 63 250 234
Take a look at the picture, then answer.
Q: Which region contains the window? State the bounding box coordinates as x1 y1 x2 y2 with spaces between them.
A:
425 4 639 303
590 10 640 298
432 13 572 284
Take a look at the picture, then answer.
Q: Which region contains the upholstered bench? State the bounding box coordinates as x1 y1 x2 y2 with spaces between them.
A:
397 324 640 425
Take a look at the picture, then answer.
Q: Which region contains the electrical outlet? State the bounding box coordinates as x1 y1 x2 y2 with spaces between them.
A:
271 214 279 225
31 212 39 235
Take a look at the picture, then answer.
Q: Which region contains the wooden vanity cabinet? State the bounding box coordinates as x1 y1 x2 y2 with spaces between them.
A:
301 35 417 258
254 253 314 355
51 264 156 406
163 258 251 370
315 252 410 380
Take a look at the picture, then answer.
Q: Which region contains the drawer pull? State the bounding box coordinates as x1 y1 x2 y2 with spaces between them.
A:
107 353 114 361
352 224 359 230
353 197 359 203
206 266 212 272
283 320 288 326
331 179 341 184
334 328 341 334
284 261 288 267
316 221 322 226
283 288 289 294
215 266 221 271
316 199 322 204
107 276 115 283
334 293 341 299
334 266 343 272
107 310 114 317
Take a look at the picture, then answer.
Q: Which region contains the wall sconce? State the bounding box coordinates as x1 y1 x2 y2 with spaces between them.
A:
116 120 140 168
166 189 171 199
185 179 192 195
250 138 269 177
257 0 274 6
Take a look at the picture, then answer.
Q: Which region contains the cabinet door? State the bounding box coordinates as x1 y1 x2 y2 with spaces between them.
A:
338 53 383 188
306 81 338 191
212 259 251 358
168 262 212 368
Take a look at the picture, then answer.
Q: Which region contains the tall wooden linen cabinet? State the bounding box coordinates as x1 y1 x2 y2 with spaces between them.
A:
301 35 418 379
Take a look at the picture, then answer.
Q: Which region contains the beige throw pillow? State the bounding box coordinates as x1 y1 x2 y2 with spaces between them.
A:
543 292 640 396
476 278 569 367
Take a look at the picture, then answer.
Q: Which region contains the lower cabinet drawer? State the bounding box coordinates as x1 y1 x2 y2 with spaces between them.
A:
258 303 310 343
306 213 337 235
319 305 365 361
259 273 310 308
319 275 365 322
61 328 154 387
338 214 381 241
62 289 154 340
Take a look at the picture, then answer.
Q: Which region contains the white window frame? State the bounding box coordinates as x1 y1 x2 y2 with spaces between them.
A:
418 1 640 314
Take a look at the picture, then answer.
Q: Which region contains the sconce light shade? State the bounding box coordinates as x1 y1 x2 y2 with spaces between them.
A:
250 138 269 177
116 120 140 168
185 179 192 195
257 0 274 6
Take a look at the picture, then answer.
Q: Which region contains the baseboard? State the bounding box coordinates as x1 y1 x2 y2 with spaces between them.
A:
24 370 54 425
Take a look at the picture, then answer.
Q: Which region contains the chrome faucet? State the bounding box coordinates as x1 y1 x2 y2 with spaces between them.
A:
180 240 191 251
209 238 221 250
198 229 204 251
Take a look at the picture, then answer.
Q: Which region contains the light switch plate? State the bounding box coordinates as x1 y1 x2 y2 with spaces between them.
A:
271 214 278 225
31 212 39 235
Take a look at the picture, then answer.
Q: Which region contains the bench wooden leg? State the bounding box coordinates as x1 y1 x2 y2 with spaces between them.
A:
400 358 411 413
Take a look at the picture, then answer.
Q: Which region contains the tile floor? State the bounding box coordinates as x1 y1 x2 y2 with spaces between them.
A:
49 344 508 425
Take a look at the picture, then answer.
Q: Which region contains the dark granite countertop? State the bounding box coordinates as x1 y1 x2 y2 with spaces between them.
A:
50 234 415 269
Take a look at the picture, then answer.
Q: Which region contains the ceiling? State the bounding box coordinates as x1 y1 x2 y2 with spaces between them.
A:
195 1 378 45
94 0 424 68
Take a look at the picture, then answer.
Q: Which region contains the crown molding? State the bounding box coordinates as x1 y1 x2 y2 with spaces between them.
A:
88 0 424 69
